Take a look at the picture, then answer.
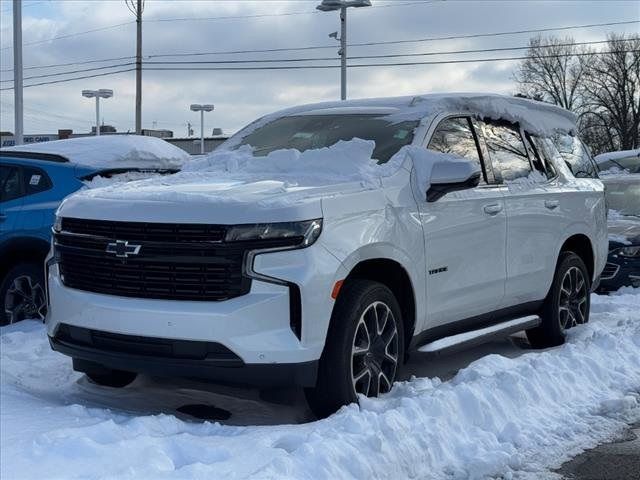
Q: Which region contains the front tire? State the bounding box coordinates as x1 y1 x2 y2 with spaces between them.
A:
527 252 590 348
1 263 47 326
305 280 404 418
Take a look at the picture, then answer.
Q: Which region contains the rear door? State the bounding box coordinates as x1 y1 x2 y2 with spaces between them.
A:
479 120 565 306
417 116 507 327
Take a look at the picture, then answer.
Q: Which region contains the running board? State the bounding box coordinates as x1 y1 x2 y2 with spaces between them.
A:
416 315 541 356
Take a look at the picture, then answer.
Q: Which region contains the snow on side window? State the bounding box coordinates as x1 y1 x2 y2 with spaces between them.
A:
482 120 532 182
552 134 598 178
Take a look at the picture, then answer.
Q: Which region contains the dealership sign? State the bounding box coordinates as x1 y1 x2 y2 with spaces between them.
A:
1 135 58 147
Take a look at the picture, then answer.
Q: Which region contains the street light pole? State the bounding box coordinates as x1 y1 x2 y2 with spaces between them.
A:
190 104 214 154
12 0 23 145
316 0 371 101
82 89 113 136
95 96 101 136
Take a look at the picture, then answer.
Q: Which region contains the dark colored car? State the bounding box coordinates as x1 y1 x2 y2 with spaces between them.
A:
597 157 640 292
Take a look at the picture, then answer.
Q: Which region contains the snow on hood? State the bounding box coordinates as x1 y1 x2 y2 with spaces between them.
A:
58 138 414 223
71 138 409 205
1 135 190 170
607 211 640 246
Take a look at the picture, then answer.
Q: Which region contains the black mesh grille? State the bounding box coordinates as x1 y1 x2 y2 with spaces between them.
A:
56 218 253 301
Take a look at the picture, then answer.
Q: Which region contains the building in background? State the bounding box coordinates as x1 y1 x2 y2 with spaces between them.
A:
0 127 227 154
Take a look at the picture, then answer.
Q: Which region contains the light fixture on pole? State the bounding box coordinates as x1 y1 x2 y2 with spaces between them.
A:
82 89 113 136
316 0 371 101
190 104 214 154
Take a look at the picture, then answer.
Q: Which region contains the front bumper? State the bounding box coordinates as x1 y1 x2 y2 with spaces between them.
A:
46 242 345 387
49 324 318 387
597 255 640 292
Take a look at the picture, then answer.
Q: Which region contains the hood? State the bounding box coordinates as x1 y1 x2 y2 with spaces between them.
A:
57 138 411 224
607 215 640 247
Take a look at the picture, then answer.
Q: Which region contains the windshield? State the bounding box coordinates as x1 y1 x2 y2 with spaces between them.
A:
598 155 640 174
234 114 419 163
604 177 640 216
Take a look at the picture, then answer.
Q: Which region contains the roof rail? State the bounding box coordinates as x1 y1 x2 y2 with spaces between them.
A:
0 151 69 163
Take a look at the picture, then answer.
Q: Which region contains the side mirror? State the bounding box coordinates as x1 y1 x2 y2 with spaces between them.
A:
426 160 482 202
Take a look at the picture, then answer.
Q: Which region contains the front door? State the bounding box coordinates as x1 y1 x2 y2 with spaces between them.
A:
415 116 507 328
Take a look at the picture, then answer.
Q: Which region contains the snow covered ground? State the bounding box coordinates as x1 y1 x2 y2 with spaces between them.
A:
1 289 639 480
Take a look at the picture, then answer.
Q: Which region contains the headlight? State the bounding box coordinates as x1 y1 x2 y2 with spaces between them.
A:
53 215 62 233
225 219 322 247
617 246 640 258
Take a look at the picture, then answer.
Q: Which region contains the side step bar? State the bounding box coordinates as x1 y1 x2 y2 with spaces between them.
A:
416 315 541 356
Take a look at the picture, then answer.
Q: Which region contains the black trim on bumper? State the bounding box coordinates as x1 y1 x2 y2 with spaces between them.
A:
50 325 318 388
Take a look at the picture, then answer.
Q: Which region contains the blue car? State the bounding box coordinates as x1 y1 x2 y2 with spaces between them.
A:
0 136 189 325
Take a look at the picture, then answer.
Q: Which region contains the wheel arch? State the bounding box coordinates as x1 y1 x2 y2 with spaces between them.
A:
559 233 595 282
0 236 50 281
339 258 416 358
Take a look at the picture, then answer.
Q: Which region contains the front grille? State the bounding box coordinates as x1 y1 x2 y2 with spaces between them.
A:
55 218 291 301
601 262 620 280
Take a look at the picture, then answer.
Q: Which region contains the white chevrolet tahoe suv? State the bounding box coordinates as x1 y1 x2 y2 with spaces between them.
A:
46 93 607 417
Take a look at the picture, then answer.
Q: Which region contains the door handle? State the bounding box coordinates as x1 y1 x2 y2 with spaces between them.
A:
545 200 559 210
483 203 503 215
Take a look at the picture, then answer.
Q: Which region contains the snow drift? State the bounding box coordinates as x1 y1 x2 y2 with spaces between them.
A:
1 289 639 479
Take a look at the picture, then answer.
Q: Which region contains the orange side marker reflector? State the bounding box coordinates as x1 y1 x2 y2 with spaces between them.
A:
331 280 344 300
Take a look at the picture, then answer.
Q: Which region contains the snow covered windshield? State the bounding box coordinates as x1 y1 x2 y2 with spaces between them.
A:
234 114 419 163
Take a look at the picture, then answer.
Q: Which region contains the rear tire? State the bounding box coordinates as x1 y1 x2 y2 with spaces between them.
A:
526 252 590 349
86 370 137 388
1 263 47 326
305 280 404 419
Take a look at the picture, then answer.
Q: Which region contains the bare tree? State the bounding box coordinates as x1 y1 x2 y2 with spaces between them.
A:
514 36 589 114
581 34 640 152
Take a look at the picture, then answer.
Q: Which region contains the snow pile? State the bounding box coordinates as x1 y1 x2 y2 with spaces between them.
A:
83 171 169 189
72 139 415 206
2 290 639 479
182 138 406 183
1 135 190 170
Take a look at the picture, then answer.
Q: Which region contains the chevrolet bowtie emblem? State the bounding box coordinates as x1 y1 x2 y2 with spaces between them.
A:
106 240 142 258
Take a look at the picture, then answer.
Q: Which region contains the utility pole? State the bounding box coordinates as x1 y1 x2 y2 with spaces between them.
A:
126 0 144 134
12 0 23 145
135 0 143 134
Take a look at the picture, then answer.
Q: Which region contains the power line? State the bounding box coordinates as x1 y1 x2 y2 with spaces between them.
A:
0 0 438 51
144 1 440 23
0 21 134 51
1 37 626 82
0 62 136 83
0 68 135 91
145 19 640 59
2 18 636 71
0 56 136 73
141 49 640 72
141 38 628 66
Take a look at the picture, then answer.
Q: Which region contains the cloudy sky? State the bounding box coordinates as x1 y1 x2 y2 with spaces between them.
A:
0 0 638 137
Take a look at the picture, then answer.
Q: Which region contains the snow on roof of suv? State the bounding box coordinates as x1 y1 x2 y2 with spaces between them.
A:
1 135 190 170
222 92 577 150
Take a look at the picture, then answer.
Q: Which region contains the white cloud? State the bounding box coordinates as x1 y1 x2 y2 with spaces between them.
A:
0 0 638 136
